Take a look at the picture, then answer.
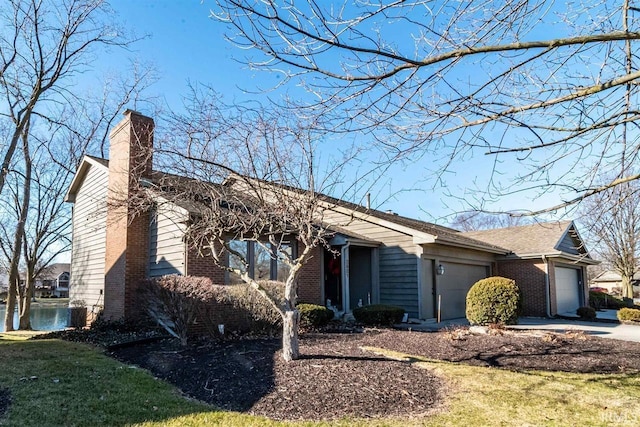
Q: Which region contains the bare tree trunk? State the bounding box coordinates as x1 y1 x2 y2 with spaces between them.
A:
18 273 34 330
282 309 300 362
621 275 634 301
3 275 18 332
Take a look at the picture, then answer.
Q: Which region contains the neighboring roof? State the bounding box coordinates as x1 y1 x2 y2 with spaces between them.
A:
592 270 640 283
462 221 598 263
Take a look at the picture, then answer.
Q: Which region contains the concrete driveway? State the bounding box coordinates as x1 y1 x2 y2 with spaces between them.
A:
399 310 640 342
508 317 640 342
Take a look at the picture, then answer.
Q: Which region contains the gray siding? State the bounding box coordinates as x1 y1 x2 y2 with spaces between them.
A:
324 209 419 316
69 165 108 311
556 228 581 255
148 202 187 277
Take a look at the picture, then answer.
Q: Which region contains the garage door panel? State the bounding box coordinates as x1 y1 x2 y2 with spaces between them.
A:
555 267 581 314
439 262 489 320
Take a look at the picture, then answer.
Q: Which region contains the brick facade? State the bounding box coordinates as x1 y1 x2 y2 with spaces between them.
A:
297 245 323 305
185 243 226 285
104 110 154 321
495 259 548 317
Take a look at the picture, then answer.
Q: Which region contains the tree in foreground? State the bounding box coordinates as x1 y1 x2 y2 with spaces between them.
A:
153 88 352 360
211 0 640 214
0 0 154 331
580 180 640 301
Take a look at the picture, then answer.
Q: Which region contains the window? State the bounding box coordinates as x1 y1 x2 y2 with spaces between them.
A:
226 239 296 284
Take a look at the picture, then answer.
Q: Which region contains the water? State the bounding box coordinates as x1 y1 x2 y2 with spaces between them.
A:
0 301 69 332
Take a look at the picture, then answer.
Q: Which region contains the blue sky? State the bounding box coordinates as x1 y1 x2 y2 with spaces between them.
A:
94 0 567 224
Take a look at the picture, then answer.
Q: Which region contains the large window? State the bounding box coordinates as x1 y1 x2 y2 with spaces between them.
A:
227 240 295 284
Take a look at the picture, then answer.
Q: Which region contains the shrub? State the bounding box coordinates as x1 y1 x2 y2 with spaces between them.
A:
466 276 521 325
223 281 283 334
576 306 596 320
298 303 334 329
617 307 640 322
589 291 626 310
139 275 225 346
352 304 405 326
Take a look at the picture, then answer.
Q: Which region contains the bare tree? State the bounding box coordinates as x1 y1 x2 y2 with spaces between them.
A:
151 88 351 361
211 0 640 213
0 0 155 330
0 0 139 197
580 180 640 300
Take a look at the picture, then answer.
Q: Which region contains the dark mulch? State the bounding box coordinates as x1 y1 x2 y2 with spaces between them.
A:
46 326 640 421
359 328 640 374
109 332 442 421
0 388 11 418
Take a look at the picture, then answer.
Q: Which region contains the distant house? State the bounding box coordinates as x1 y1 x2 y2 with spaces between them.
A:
65 110 599 324
590 270 640 295
21 263 70 298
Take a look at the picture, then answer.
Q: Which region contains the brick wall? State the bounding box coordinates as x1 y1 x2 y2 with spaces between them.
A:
185 243 226 285
495 259 548 317
297 245 323 304
104 110 154 321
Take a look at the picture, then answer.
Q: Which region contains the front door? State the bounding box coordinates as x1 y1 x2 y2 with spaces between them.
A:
323 247 342 310
420 257 435 319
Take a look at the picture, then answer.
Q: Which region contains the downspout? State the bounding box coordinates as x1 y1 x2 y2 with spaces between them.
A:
542 255 551 317
341 242 351 314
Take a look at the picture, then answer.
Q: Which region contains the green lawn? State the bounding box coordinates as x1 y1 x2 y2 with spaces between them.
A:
1 333 639 426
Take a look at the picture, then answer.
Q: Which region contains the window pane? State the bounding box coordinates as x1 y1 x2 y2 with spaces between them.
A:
277 243 292 282
228 240 248 284
254 243 272 281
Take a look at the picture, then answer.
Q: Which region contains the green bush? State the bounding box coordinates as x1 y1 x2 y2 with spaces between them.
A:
588 291 626 310
466 276 521 325
617 307 640 322
297 303 334 329
576 306 596 320
352 304 405 326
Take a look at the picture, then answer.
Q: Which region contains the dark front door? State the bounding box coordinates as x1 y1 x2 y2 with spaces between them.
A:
324 247 342 310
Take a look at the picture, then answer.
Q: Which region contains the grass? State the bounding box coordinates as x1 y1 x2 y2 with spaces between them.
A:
1 333 639 426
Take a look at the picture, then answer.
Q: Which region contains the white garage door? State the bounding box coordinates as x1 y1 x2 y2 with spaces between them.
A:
439 262 489 320
555 267 582 314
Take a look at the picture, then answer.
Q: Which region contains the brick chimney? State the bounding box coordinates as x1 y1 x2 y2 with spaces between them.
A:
103 110 154 321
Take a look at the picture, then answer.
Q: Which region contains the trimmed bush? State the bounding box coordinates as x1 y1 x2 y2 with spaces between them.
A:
297 303 334 329
466 276 521 325
589 291 626 310
352 304 405 326
576 306 596 320
617 307 640 322
222 281 283 334
139 275 225 345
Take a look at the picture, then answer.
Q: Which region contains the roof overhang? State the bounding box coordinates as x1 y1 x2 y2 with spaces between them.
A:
64 156 109 203
500 251 600 265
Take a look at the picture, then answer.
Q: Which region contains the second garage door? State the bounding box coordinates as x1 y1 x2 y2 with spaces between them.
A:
555 266 582 315
439 262 489 320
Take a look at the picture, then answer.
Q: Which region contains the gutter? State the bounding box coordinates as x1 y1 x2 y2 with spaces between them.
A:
542 254 551 317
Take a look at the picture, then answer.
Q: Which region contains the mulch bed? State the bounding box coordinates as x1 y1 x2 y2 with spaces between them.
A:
104 327 640 421
0 388 10 419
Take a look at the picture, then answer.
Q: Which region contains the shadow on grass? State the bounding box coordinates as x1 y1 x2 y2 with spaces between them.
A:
0 338 222 427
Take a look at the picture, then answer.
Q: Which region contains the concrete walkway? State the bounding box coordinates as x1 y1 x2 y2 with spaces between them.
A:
397 310 640 342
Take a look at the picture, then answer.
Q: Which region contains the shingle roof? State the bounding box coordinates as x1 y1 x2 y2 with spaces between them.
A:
72 156 510 254
462 221 578 256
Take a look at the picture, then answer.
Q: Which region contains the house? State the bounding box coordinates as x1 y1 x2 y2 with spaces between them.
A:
590 270 640 295
463 223 597 316
20 263 71 298
65 110 598 324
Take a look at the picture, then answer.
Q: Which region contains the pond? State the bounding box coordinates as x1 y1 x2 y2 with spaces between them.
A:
0 300 69 332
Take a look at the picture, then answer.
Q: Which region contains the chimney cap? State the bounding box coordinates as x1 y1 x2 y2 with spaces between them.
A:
123 108 147 117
